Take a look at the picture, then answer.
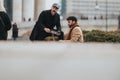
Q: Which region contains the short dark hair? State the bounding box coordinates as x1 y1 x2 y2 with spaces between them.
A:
67 16 77 22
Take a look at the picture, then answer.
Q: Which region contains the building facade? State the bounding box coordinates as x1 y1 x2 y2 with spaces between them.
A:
1 0 120 22
61 0 120 20
1 0 45 22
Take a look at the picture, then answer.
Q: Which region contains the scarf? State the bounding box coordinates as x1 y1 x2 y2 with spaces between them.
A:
66 23 80 40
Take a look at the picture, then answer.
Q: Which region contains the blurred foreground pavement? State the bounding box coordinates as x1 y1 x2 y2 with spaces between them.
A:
0 42 120 80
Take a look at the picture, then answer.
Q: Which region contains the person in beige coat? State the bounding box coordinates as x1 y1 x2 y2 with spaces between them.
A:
64 16 84 42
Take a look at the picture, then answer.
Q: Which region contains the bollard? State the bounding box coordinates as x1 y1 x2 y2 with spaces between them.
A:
12 23 18 40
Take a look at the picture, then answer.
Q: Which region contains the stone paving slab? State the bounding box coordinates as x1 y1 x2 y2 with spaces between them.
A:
0 42 120 80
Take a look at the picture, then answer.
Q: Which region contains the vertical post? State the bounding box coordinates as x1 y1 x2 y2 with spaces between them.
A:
13 0 22 22
34 0 45 20
118 15 120 29
61 0 66 19
22 0 34 21
118 11 120 29
95 0 99 20
106 0 108 32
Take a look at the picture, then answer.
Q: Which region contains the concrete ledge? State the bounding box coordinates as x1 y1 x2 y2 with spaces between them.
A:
0 42 120 80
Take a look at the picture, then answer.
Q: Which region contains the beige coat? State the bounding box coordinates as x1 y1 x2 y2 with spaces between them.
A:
65 23 84 42
70 27 84 42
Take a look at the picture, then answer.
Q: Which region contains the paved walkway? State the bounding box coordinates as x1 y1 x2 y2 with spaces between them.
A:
8 21 119 41
0 42 120 80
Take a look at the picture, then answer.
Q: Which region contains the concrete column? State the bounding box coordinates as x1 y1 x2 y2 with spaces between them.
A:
13 0 22 22
0 0 4 4
34 0 45 20
22 0 34 22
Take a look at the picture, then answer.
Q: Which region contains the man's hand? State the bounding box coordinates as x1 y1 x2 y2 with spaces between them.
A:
44 28 51 33
50 30 61 36
56 32 61 36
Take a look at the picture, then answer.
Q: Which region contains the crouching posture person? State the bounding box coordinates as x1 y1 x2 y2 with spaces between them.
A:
30 3 64 41
64 16 84 42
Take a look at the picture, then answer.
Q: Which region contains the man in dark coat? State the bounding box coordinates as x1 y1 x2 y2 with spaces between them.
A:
30 3 64 41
